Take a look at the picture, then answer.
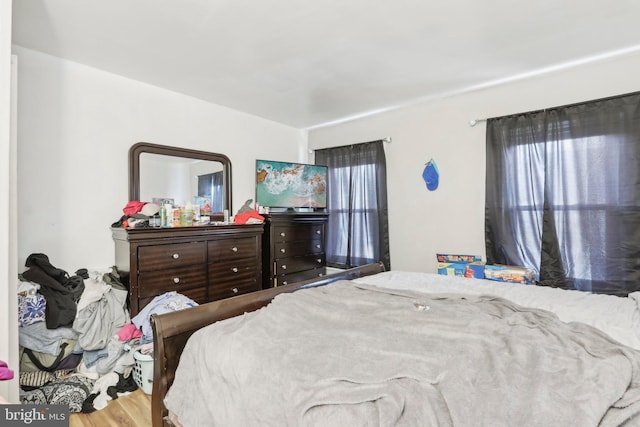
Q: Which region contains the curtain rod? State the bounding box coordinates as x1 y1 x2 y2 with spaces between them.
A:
468 119 486 127
309 137 392 153
469 90 640 127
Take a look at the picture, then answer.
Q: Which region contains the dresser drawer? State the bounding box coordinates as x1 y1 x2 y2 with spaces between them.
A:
138 286 207 312
274 239 323 257
138 266 207 298
272 224 323 242
208 278 260 301
138 242 206 271
274 253 325 275
208 237 259 262
277 267 326 286
209 257 260 300
209 257 259 281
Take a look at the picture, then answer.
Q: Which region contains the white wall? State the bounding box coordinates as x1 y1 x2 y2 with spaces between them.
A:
13 46 306 272
14 42 640 286
1 0 19 403
309 51 640 274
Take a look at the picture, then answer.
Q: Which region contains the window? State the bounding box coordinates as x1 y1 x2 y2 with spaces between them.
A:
315 141 390 270
485 92 640 295
198 171 224 213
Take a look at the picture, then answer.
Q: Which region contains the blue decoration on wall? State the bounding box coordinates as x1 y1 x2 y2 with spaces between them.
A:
422 159 439 191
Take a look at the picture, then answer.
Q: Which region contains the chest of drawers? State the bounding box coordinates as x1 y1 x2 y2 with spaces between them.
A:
262 213 328 288
112 224 263 316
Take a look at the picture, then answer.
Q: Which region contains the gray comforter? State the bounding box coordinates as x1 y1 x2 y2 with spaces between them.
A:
164 281 640 426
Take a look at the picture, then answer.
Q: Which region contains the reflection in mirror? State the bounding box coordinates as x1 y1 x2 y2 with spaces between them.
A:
129 142 232 218
139 153 225 213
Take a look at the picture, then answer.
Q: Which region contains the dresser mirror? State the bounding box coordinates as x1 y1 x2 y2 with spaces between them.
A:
129 142 232 219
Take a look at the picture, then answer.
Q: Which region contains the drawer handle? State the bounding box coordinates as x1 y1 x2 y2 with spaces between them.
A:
172 253 180 259
280 232 286 237
316 230 321 235
317 259 322 263
232 287 239 294
173 277 180 284
231 247 238 252
280 248 286 253
232 267 239 273
282 265 287 270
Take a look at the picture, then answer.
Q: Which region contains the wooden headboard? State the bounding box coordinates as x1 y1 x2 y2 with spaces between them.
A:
150 262 386 427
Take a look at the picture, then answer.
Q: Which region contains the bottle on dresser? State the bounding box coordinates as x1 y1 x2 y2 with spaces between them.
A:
172 206 181 227
181 203 194 226
159 204 167 227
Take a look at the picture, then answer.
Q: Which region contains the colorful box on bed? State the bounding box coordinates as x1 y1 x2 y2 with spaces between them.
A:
437 261 485 279
484 264 536 284
436 254 485 279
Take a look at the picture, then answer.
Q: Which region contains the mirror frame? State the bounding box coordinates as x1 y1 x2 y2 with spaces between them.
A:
129 142 232 218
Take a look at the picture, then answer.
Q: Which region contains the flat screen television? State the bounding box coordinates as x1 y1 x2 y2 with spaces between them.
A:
256 159 328 209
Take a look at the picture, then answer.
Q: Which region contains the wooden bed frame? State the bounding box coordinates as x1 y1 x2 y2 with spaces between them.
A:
150 262 386 427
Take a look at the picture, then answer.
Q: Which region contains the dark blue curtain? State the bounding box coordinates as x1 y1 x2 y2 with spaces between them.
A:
485 92 640 296
315 141 390 270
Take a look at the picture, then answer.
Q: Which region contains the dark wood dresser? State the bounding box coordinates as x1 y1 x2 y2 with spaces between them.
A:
262 213 328 288
112 224 263 316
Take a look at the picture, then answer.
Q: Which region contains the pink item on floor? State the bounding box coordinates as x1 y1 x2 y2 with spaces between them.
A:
0 360 14 381
116 323 143 341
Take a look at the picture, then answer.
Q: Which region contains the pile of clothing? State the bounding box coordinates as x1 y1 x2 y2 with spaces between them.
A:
111 200 160 229
17 253 198 413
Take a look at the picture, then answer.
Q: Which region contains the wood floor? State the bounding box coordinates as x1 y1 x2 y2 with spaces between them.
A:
69 389 152 427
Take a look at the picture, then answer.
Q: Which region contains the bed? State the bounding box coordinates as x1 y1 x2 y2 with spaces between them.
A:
150 262 386 427
151 264 640 426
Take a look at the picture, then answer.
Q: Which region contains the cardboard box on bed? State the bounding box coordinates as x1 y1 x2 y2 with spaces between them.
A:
484 264 536 284
437 261 485 279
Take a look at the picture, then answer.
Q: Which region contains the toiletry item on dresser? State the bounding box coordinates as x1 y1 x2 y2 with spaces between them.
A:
159 204 167 227
181 203 194 226
172 206 181 227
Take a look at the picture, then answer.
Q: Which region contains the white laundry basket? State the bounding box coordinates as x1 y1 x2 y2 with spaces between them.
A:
133 350 153 394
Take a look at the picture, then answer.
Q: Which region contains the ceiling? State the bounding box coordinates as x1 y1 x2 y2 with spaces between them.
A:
11 1 640 129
